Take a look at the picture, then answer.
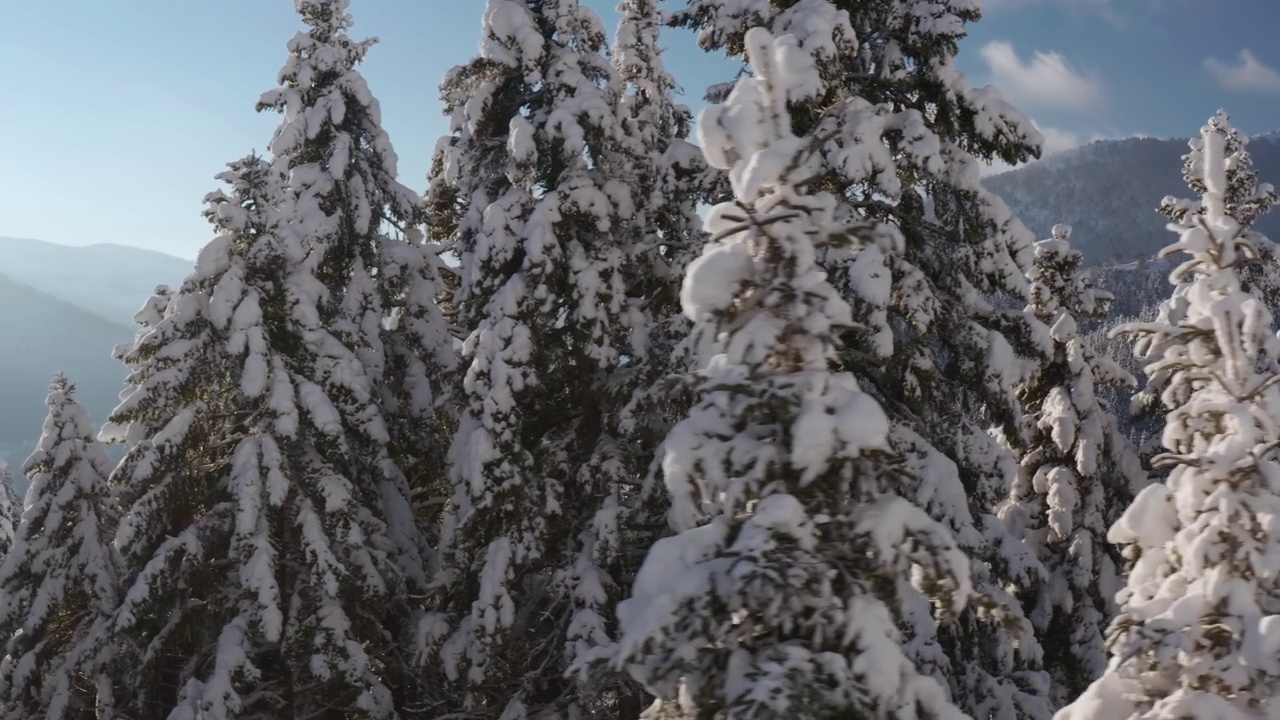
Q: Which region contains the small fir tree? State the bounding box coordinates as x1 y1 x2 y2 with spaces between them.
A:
995 225 1148 705
0 374 118 720
1128 111 1280 481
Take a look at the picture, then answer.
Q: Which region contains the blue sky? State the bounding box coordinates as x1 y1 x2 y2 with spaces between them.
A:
3 0 1279 259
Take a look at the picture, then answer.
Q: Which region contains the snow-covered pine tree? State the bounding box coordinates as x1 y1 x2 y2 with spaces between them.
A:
1058 117 1280 720
421 1 636 716
606 26 973 719
607 0 715 533
995 225 1147 706
1129 111 1280 475
104 150 428 718
570 4 725 713
256 0 437 597
670 1 1052 716
0 374 118 720
0 464 16 561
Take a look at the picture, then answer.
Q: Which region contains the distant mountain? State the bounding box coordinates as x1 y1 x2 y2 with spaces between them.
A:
0 272 132 479
984 134 1280 266
0 237 191 327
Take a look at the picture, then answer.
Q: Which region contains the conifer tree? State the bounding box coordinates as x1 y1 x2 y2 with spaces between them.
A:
995 225 1147 705
589 7 724 709
0 374 117 720
607 27 972 719
1058 117 1280 720
421 1 635 716
671 1 1051 715
1130 111 1280 474
607 0 715 529
98 4 447 713
104 147 432 717
255 0 436 593
0 464 16 561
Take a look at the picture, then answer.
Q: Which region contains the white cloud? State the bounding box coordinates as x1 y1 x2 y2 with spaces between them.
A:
1204 50 1280 95
980 42 1104 112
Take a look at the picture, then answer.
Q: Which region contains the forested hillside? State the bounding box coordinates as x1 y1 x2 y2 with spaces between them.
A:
986 133 1280 265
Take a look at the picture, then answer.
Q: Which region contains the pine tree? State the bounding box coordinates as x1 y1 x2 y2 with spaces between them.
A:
0 374 118 720
606 28 972 719
576 3 723 713
1058 118 1280 719
995 225 1147 705
671 1 1052 715
255 0 436 595
0 464 17 561
421 1 635 716
607 0 712 525
106 147 434 717
1132 111 1280 462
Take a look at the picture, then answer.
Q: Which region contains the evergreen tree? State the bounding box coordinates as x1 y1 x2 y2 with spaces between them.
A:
571 5 725 714
995 225 1147 705
1130 110 1280 474
559 1 724 713
255 0 435 594
1058 118 1280 720
421 1 635 716
105 145 435 717
0 374 118 720
607 0 715 535
671 1 1052 715
608 28 972 719
0 464 16 560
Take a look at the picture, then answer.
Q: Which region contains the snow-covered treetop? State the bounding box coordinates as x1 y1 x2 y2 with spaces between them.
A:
672 0 1041 164
257 0 420 242
0 372 118 719
1161 109 1280 230
1065 114 1280 719
1027 224 1115 323
4 372 117 624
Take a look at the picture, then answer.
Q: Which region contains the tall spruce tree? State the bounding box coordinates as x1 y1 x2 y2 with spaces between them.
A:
105 149 430 718
1058 117 1280 720
421 1 636 716
255 0 436 593
0 374 118 720
100 2 449 709
561 1 723 714
1130 110 1280 475
607 27 972 718
589 3 723 709
671 1 1052 716
995 225 1147 705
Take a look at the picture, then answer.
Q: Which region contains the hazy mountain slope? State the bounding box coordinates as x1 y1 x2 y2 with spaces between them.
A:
0 236 190 326
0 273 130 469
985 135 1280 266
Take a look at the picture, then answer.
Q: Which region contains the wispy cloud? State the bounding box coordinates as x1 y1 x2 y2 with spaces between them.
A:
980 0 1171 26
979 42 1104 113
1204 50 1280 95
981 0 1115 24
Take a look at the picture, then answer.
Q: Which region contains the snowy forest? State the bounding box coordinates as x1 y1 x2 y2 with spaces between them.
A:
6 0 1280 718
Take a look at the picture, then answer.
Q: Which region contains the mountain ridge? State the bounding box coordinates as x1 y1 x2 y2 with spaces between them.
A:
984 133 1280 266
